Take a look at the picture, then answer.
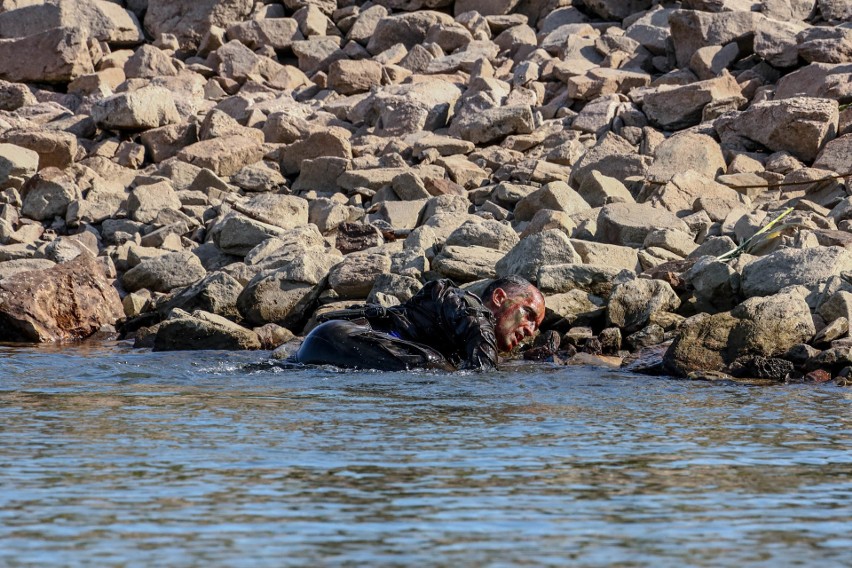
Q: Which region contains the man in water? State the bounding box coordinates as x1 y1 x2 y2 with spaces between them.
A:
294 275 546 371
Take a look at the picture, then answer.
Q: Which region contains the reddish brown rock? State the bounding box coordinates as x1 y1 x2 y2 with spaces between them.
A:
0 255 123 343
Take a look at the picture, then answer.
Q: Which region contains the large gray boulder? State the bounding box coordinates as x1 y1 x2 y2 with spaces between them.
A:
328 252 392 299
212 213 287 257
236 269 322 328
596 203 691 248
607 278 680 334
0 0 143 45
157 271 244 320
20 167 81 221
740 246 852 298
0 27 93 83
144 0 254 50
513 181 590 222
445 219 519 251
432 245 502 282
663 288 815 376
646 132 726 184
449 105 537 146
153 309 261 351
92 87 180 131
122 251 207 293
714 97 839 162
668 9 763 68
0 143 38 190
495 229 580 282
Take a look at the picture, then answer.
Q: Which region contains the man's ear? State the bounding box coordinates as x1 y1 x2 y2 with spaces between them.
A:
490 287 507 306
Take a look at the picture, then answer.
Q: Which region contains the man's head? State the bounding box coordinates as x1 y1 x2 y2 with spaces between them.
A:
482 275 546 352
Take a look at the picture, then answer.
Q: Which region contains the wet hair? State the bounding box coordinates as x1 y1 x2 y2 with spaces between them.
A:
482 275 536 303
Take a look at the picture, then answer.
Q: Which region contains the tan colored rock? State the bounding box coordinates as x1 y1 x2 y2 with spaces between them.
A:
669 9 763 68
280 130 352 176
177 135 264 177
0 255 123 342
641 72 744 130
327 59 383 95
144 0 254 50
0 27 93 83
225 18 303 50
714 96 839 162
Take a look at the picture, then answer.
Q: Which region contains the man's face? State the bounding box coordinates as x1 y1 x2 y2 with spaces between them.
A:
490 287 546 352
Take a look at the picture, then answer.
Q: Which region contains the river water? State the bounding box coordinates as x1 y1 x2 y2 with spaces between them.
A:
1 342 851 567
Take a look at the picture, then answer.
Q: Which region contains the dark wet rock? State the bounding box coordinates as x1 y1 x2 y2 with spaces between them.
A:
153 308 261 351
336 223 383 255
625 324 665 351
729 355 794 381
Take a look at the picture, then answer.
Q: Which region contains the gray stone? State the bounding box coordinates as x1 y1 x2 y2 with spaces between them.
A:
432 245 502 282
607 278 680 334
20 167 81 221
495 229 579 282
157 271 244 320
714 96 839 162
513 181 590 222
154 309 261 351
328 252 392 299
445 219 519 251
122 250 207 293
741 246 852 298
596 202 691 248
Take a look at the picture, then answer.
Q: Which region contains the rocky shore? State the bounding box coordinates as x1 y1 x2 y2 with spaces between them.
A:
0 0 850 382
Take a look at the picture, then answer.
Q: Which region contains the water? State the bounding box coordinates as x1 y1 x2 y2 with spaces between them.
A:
1 342 851 567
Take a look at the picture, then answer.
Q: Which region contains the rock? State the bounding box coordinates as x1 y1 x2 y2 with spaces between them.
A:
569 132 650 189
239 194 308 230
647 132 726 184
0 143 37 190
328 252 392 299
546 289 606 327
20 167 81 221
580 0 652 20
445 219 518 251
92 86 180 132
177 135 264 176
144 0 254 50
213 213 289 257
0 129 77 170
0 27 93 83
647 171 749 218
0 258 56 283
237 270 322 331
225 18 303 51
328 59 383 95
669 9 763 69
814 133 852 174
254 323 295 350
495 229 579 282
577 171 634 208
663 288 815 376
335 222 382 254
127 180 181 224
714 97 839 162
690 43 740 80
123 250 207 293
607 278 680 334
153 308 261 351
729 355 794 380
513 181 590 222
449 105 536 145
571 240 640 272
280 130 352 175
157 271 244 320
432 245 502 282
366 11 453 54
741 246 852 298
0 255 122 342
641 73 744 130
754 17 806 68
685 256 741 312
596 202 691 248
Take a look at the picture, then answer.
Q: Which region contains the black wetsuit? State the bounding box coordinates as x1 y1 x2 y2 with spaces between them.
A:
295 279 499 371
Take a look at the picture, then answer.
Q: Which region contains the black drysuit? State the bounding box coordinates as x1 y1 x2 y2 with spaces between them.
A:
294 279 499 371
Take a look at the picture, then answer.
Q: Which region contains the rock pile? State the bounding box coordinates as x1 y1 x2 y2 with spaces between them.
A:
0 0 850 382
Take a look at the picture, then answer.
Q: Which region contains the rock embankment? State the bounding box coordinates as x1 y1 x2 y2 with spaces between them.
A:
0 0 850 383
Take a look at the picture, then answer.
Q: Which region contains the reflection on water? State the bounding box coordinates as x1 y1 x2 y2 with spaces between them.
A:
1 343 851 566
